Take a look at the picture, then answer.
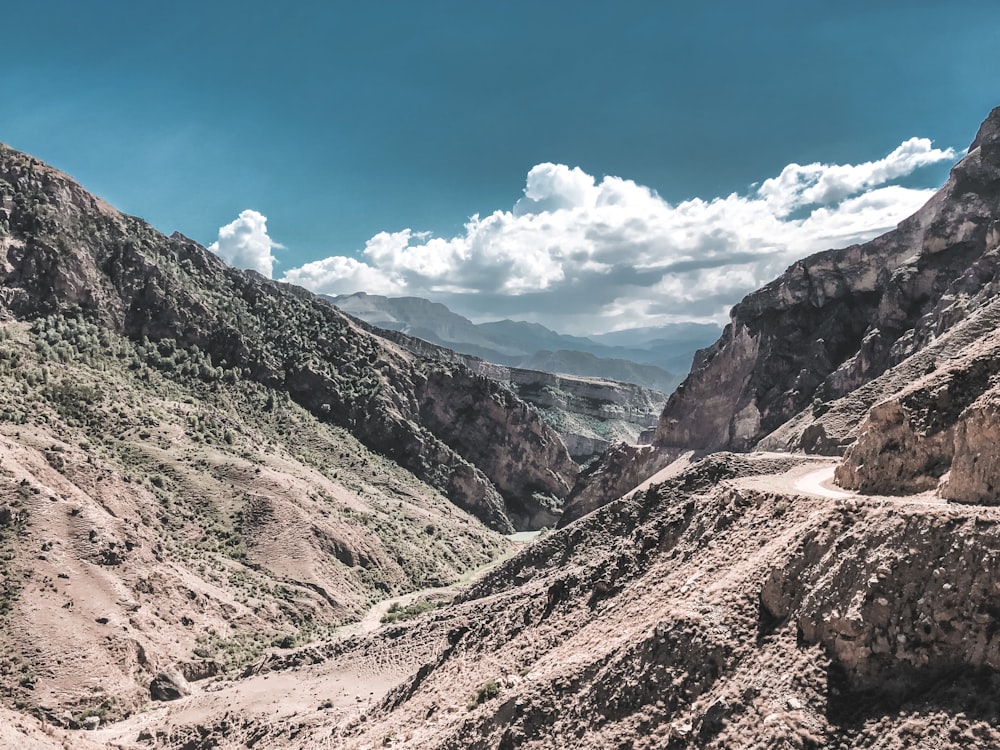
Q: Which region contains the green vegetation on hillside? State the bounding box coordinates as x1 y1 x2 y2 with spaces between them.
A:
0 314 507 683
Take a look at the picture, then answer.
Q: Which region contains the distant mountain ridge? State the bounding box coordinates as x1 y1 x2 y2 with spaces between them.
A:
326 292 720 392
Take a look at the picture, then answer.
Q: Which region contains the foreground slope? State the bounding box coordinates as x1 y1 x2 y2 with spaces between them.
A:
82 453 1000 749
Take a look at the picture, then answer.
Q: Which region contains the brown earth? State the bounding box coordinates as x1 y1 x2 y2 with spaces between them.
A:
30 453 994 750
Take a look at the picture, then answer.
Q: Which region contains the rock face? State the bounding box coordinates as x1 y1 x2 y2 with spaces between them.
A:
629 107 1000 504
834 336 1000 495
942 388 1000 502
353 323 665 463
149 671 190 702
654 106 1000 460
501 368 664 460
0 142 577 532
414 367 578 529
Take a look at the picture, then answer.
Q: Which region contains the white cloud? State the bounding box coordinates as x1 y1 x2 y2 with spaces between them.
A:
757 137 957 215
280 139 958 335
209 209 282 278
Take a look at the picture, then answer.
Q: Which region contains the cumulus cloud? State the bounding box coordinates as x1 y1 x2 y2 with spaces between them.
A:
757 137 956 215
209 209 282 278
281 139 958 335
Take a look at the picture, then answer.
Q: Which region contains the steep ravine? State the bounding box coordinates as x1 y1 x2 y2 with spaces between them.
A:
352 322 666 463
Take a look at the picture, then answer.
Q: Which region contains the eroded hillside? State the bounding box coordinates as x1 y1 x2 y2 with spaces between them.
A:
0 142 581 726
0 144 578 534
0 316 511 725
62 453 1000 750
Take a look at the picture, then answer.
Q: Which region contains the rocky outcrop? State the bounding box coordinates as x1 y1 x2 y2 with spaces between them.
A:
654 106 1000 458
504 369 663 453
351 322 666 463
835 339 1000 494
0 142 577 531
415 367 578 529
941 388 1000 503
149 671 190 702
833 400 954 494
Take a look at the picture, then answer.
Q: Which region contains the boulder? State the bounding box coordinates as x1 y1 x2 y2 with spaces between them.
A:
149 670 190 701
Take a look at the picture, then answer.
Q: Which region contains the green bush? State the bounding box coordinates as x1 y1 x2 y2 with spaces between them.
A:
467 679 500 710
380 599 439 624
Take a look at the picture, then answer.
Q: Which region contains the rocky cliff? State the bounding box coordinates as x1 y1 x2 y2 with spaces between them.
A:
561 107 1000 518
654 107 1000 458
638 107 1000 507
479 365 663 461
348 323 665 463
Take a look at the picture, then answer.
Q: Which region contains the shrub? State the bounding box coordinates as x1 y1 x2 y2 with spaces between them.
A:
380 599 439 624
467 679 500 710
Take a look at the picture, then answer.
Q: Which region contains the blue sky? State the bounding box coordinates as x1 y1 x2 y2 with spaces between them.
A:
4 1 998 334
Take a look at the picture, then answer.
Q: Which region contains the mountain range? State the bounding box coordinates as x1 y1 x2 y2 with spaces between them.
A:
327 292 720 393
0 106 999 749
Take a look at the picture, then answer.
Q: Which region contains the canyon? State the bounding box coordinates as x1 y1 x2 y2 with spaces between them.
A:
0 106 999 749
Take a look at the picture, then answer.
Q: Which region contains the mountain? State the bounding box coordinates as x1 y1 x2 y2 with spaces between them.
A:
0 147 580 535
662 106 1000 473
566 105 1000 520
338 322 666 462
0 140 579 723
4 109 1000 749
327 292 719 392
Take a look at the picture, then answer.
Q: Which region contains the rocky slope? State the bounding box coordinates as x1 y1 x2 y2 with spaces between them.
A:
0 143 577 534
653 107 1000 462
0 141 582 724
0 315 511 727
72 453 1000 750
566 106 1000 531
346 323 666 463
